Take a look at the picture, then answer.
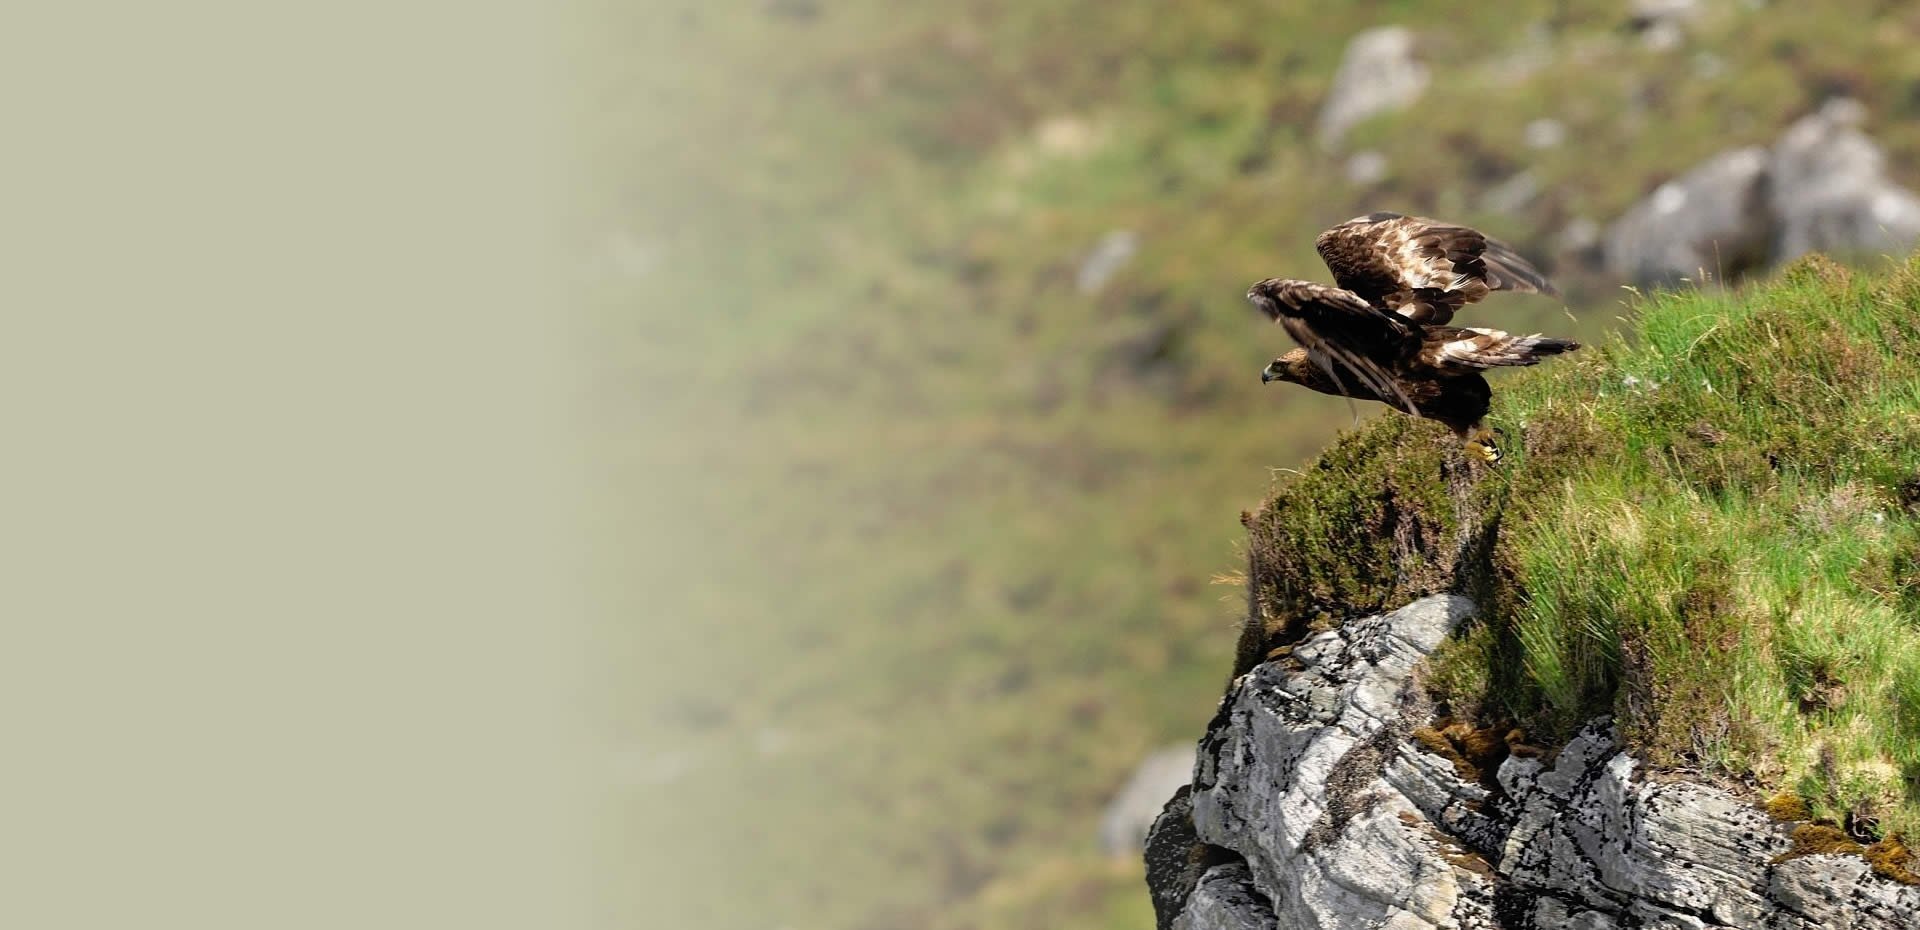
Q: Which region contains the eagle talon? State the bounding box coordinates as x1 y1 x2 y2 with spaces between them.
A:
1464 426 1503 463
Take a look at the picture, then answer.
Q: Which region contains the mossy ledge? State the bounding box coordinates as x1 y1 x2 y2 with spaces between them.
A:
1234 252 1920 853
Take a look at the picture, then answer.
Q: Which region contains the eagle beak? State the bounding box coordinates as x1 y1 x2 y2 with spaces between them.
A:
1260 369 1276 384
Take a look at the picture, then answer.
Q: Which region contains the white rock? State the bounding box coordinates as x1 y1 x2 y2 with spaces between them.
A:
1346 150 1390 186
1483 171 1540 216
1076 229 1139 295
1317 28 1429 150
1606 99 1920 286
1558 217 1602 258
1604 147 1773 285
1151 594 1920 929
1630 0 1701 50
1524 118 1567 150
1172 863 1277 930
1769 99 1920 263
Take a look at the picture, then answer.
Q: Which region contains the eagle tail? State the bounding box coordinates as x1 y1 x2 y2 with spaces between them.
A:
1429 328 1580 370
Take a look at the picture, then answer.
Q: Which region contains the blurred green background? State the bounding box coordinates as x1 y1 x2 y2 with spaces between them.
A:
582 2 1920 927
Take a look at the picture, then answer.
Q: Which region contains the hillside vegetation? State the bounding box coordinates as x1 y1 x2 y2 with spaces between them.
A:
1241 254 1920 846
592 2 1920 928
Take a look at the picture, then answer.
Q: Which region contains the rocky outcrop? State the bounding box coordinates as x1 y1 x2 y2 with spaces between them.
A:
1603 147 1773 286
1175 863 1278 930
1146 595 1920 930
1077 229 1140 295
1768 98 1920 265
1317 28 1429 151
1627 0 1702 51
1605 100 1920 286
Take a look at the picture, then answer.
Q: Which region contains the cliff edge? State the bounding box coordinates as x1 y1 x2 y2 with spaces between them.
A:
1148 255 1920 927
1147 596 1920 929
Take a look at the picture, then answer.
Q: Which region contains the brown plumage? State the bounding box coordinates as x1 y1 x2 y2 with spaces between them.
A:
1249 215 1577 463
1314 211 1558 324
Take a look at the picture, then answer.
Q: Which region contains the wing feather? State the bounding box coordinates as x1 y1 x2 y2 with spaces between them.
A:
1246 278 1417 412
1315 213 1557 324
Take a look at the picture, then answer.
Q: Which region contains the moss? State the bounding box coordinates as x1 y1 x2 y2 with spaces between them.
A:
1504 728 1545 759
1776 824 1865 862
1864 835 1920 885
1236 416 1500 676
1411 726 1477 782
1765 793 1813 822
1409 718 1511 787
1772 827 1920 884
1447 721 1510 775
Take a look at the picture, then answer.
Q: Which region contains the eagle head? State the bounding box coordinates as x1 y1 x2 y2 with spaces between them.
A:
1260 349 1313 385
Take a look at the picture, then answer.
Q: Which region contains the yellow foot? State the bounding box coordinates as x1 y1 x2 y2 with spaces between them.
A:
1465 439 1502 464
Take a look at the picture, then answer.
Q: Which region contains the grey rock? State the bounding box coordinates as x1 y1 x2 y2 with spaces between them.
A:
1077 229 1139 295
1605 99 1920 286
1101 744 1197 855
1317 28 1429 150
1638 21 1686 52
1532 897 1621 929
1186 595 1488 929
1172 863 1277 930
1346 150 1390 186
1768 99 1920 264
1483 171 1540 216
1631 0 1702 23
1629 0 1701 50
1557 217 1604 268
1604 146 1773 286
1523 119 1566 151
1146 786 1207 930
1146 594 1920 929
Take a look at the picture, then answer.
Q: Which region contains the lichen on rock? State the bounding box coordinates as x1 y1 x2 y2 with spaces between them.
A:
1148 595 1920 929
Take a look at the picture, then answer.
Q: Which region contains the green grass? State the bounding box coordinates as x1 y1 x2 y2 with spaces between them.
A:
1245 254 1920 841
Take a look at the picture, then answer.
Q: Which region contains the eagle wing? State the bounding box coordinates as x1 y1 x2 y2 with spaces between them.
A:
1315 212 1558 325
1246 278 1418 412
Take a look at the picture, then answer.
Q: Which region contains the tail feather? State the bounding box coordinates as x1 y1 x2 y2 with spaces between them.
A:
1426 327 1580 371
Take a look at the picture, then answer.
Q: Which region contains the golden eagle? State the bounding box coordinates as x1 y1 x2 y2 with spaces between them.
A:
1249 213 1578 463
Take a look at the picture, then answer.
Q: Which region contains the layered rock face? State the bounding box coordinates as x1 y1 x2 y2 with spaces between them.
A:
1145 595 1920 929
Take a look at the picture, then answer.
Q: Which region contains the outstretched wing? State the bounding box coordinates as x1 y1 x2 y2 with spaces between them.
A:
1315 212 1558 325
1246 278 1417 412
1418 326 1580 374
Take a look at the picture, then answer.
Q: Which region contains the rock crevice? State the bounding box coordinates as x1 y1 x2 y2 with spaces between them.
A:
1147 595 1920 929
